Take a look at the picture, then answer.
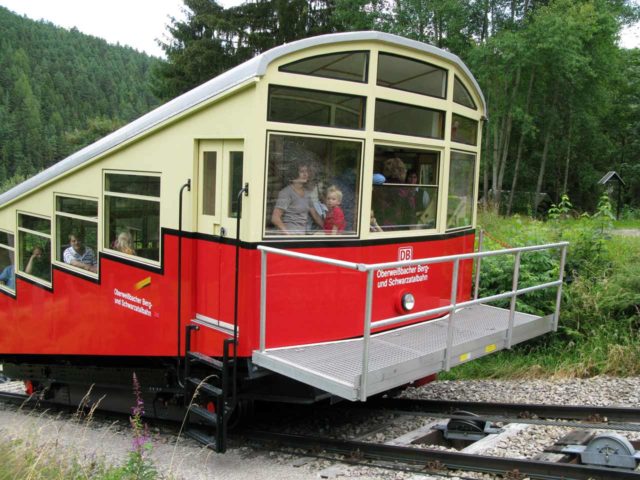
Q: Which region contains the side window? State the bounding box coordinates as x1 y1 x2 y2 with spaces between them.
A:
453 76 477 110
451 114 479 146
279 51 369 83
104 172 161 262
18 213 52 284
371 146 439 232
265 134 362 237
203 152 217 216
228 151 244 218
55 196 99 275
447 151 476 229
0 230 15 293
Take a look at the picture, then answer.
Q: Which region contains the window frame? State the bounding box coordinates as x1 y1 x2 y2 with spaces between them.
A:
278 50 370 84
17 211 52 286
103 170 162 266
262 130 365 240
376 51 448 100
53 193 99 278
0 228 15 294
267 84 367 131
453 75 477 110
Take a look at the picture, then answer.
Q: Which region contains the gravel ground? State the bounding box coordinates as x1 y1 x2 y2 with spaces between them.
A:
1 376 639 480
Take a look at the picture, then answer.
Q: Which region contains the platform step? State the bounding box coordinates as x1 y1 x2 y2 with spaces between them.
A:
185 428 218 450
188 377 223 398
189 404 219 426
187 351 224 370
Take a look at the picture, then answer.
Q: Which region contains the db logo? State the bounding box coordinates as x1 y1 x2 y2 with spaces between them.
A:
398 246 413 261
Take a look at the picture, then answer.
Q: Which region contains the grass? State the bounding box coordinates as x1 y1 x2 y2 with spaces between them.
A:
441 210 640 380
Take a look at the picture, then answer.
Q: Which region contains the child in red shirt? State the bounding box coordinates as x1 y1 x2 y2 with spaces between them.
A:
323 186 346 234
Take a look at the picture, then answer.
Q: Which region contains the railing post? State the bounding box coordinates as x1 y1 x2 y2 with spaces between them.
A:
553 245 568 331
259 249 267 352
506 251 521 349
360 268 374 401
444 259 460 371
474 229 484 300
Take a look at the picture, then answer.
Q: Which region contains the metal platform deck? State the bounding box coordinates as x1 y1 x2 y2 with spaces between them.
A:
252 304 554 401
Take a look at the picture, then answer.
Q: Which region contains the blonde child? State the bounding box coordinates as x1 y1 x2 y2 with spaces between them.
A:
323 186 346 234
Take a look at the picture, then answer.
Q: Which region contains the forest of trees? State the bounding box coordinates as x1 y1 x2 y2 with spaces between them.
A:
2 1 639 214
0 6 160 192
156 0 640 213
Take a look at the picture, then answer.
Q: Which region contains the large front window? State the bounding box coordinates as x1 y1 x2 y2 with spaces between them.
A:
371 146 439 231
104 172 161 262
265 134 362 237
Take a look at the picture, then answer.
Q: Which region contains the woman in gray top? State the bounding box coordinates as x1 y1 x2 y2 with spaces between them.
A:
272 162 324 234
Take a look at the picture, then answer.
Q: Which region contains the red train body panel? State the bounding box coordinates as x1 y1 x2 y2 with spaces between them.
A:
0 231 475 358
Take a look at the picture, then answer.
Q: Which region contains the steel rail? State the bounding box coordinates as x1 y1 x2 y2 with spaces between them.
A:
366 398 640 423
243 429 639 480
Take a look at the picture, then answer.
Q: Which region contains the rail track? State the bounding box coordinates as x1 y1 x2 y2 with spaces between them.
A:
2 383 640 479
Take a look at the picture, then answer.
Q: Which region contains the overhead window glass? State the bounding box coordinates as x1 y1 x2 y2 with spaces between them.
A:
371 146 439 231
453 76 477 109
451 114 478 145
0 230 15 292
447 151 476 229
228 152 244 218
268 85 365 130
56 196 99 275
377 53 447 98
375 99 444 139
265 134 362 237
18 214 51 284
105 172 161 263
279 51 368 83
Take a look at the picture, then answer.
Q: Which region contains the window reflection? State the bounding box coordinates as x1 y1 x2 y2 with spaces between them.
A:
375 99 444 139
371 146 439 231
447 151 476 229
265 134 362 237
377 53 447 98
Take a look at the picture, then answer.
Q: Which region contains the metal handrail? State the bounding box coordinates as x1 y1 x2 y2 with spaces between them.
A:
258 240 569 401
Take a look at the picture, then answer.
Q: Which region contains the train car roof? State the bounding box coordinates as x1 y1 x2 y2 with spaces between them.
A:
0 31 486 208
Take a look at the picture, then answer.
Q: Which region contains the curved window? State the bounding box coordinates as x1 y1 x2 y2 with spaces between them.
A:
375 99 444 139
371 146 439 231
453 76 477 109
377 53 447 98
104 172 161 263
279 51 368 83
55 196 98 276
451 114 478 146
265 133 362 238
0 230 15 293
18 213 51 284
268 85 365 129
447 151 476 229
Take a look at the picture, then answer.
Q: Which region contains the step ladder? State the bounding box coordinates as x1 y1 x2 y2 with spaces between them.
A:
183 324 236 452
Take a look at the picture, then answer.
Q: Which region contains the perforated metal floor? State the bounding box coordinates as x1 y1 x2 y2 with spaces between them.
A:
252 304 554 401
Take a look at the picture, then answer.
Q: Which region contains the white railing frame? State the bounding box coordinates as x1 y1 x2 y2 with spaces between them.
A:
258 240 569 401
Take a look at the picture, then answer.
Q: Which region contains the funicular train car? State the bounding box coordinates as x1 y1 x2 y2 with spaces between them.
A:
0 32 567 451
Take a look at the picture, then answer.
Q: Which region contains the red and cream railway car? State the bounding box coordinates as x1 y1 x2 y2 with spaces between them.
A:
0 32 566 451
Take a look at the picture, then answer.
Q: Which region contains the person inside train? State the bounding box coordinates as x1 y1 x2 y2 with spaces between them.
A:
25 245 50 282
63 232 97 273
112 231 136 255
370 210 383 232
323 186 346 235
0 251 15 290
372 157 413 229
271 158 324 235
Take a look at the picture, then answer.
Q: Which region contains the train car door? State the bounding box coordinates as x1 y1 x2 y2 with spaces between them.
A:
195 140 244 330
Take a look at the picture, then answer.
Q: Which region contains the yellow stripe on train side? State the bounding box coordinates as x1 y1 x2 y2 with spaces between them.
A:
134 277 151 290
